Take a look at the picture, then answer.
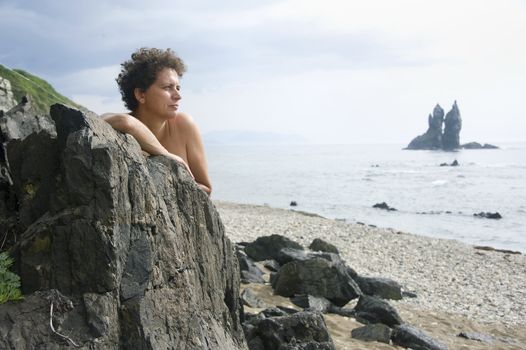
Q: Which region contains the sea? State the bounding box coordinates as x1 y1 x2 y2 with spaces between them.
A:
207 142 526 253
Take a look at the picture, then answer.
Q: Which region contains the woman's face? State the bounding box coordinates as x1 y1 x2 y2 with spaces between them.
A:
136 68 181 119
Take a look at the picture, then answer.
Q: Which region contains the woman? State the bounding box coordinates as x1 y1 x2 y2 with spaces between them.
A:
102 48 212 194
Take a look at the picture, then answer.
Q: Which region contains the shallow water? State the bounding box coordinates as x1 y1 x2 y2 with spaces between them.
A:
207 142 526 253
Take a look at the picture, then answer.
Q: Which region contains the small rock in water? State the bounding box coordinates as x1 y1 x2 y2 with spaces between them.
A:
473 212 502 219
440 159 459 166
372 202 397 211
290 201 298 206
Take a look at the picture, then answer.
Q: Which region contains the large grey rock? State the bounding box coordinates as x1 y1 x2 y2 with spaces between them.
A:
406 104 444 150
0 102 247 349
245 234 304 261
442 101 462 150
391 324 448 350
243 311 336 350
272 257 361 307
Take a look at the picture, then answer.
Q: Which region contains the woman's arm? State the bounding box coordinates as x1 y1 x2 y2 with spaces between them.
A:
101 113 194 178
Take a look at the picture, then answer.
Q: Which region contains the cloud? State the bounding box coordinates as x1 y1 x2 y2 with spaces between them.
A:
1 0 525 143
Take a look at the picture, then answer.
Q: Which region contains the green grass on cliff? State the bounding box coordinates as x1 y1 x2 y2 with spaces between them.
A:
0 64 84 114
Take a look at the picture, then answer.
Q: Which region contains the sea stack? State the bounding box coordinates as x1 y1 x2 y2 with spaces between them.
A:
405 104 444 150
442 101 462 150
405 101 467 151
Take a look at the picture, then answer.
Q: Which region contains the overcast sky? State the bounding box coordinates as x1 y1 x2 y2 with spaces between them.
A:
1 0 525 144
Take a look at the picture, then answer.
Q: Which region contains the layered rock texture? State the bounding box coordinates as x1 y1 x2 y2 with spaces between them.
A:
406 102 462 151
0 99 247 349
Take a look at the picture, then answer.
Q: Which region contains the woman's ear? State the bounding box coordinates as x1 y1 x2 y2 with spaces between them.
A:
134 88 145 104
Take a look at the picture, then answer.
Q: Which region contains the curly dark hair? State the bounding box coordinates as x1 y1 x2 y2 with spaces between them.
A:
117 47 187 111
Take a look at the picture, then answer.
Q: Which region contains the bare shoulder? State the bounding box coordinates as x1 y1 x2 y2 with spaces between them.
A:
168 112 199 133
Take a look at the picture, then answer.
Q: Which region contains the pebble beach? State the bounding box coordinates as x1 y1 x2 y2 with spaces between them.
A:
215 200 526 349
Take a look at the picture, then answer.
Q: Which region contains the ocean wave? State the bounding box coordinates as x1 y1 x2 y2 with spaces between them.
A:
432 180 448 186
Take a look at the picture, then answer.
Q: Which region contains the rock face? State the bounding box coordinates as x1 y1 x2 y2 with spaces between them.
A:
0 77 17 112
406 104 444 150
0 99 247 349
442 101 462 150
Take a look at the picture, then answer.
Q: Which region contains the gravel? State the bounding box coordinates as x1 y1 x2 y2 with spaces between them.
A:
215 200 526 327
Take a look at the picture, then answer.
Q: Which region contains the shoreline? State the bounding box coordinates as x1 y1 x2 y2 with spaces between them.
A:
214 200 526 329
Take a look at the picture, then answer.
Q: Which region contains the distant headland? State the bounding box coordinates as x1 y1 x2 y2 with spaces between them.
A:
404 101 498 151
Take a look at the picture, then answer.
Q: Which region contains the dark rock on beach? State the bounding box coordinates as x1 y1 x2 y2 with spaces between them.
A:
237 249 266 284
245 234 304 261
354 295 403 327
392 324 448 350
272 257 362 307
243 310 336 350
276 247 341 266
0 100 247 349
351 323 392 344
309 238 339 254
354 276 403 300
290 294 333 313
262 259 281 272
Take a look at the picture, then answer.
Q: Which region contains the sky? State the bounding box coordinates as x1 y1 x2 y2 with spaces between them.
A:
1 0 525 144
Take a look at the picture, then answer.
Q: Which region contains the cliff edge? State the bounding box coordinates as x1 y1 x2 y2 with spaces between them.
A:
0 99 247 349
